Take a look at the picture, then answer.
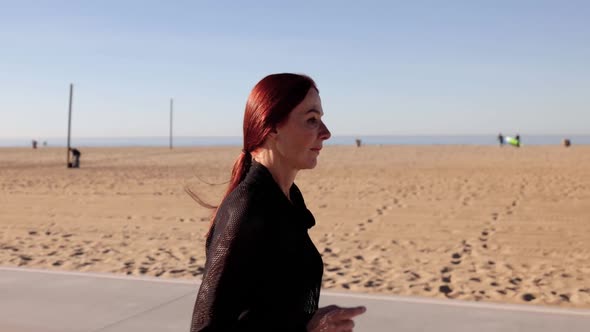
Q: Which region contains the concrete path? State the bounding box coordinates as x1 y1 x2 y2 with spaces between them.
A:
1 266 589 331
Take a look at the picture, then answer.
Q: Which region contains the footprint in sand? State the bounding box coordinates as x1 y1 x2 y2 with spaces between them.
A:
190 266 205 276
323 247 335 256
439 285 453 297
450 252 462 265
404 270 421 282
19 255 32 264
461 197 471 206
522 293 536 302
441 266 452 274
462 242 472 254
479 230 489 248
70 249 84 257
324 277 335 284
326 266 341 272
340 258 352 269
364 280 382 288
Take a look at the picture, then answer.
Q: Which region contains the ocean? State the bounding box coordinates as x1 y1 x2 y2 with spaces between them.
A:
1 135 589 148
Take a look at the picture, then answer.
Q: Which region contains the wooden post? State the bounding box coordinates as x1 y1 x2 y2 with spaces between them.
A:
169 98 173 150
66 84 73 167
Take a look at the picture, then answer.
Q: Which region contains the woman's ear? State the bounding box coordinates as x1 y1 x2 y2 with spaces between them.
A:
267 126 278 139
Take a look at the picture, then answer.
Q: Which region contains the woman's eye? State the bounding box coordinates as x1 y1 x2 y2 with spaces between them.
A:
307 118 319 125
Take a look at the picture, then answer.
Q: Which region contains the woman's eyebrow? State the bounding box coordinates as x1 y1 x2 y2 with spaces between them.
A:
306 109 323 115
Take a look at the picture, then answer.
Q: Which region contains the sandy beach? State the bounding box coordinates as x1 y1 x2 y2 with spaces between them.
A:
1 145 589 308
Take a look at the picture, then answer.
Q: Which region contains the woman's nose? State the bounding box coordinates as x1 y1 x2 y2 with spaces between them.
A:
319 121 331 140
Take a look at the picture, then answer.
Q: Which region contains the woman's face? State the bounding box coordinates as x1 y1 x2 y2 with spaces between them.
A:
274 88 331 170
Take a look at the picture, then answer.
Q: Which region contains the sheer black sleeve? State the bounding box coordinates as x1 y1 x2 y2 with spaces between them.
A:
189 187 311 332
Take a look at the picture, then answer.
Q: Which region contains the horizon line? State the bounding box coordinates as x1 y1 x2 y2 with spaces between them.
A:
1 133 588 140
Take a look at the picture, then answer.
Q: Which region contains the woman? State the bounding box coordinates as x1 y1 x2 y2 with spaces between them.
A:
190 73 366 331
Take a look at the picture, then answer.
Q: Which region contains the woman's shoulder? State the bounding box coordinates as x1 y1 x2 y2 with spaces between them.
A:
214 181 270 232
223 179 268 210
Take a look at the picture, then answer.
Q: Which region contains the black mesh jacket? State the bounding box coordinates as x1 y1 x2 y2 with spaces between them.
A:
190 160 324 331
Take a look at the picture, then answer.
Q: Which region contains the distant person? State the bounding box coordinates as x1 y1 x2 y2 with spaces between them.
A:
355 138 362 147
515 134 521 147
69 148 81 168
563 138 571 147
498 133 504 146
32 140 37 149
189 73 366 331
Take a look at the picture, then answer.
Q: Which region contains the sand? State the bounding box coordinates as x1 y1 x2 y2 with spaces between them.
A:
1 145 589 308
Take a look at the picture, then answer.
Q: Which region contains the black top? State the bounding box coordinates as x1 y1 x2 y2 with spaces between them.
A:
190 161 324 331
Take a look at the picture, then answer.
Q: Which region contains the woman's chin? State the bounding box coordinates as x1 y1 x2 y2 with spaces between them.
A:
293 154 319 170
303 157 318 169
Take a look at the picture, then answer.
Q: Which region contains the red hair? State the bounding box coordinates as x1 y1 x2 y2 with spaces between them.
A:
187 73 318 237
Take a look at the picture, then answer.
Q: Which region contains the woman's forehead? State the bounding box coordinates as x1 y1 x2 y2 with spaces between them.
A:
294 90 323 114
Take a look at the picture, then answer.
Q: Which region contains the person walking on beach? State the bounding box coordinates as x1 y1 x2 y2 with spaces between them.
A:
69 148 81 168
189 73 366 331
497 133 504 147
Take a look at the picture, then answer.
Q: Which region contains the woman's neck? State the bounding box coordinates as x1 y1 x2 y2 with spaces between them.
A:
252 149 298 201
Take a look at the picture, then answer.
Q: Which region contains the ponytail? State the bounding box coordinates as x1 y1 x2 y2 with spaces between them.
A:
205 149 252 238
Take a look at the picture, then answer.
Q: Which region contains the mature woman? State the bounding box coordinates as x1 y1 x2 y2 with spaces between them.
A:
190 73 366 331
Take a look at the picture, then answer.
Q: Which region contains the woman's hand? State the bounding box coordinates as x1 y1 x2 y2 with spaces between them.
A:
307 305 366 332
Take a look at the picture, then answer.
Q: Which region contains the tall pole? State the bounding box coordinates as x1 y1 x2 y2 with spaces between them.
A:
66 83 73 167
169 98 173 150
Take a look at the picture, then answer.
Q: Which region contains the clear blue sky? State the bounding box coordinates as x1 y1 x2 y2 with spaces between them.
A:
1 0 588 138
